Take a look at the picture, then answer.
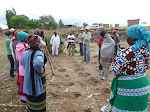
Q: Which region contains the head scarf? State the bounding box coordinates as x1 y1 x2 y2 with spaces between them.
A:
126 25 150 51
27 35 40 47
17 31 28 42
112 30 116 33
34 29 41 36
12 30 21 42
100 30 106 36
40 30 44 36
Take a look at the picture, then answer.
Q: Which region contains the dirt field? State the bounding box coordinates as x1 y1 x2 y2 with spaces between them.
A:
0 35 150 112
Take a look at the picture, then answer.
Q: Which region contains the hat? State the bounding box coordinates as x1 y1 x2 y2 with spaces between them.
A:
17 31 28 41
9 28 15 32
100 30 106 36
34 29 40 35
27 35 40 47
14 30 21 38
112 30 116 33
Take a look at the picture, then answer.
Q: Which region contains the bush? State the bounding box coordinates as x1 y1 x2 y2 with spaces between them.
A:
45 33 65 54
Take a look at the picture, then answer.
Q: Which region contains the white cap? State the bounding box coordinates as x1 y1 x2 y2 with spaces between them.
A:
9 28 15 32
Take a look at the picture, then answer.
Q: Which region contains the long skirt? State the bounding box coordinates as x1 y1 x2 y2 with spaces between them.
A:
110 73 150 112
26 73 46 112
26 92 46 112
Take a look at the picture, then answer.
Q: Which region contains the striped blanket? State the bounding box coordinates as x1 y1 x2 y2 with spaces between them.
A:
26 73 46 112
110 73 149 112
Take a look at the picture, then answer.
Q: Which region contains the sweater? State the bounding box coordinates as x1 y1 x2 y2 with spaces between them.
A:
5 37 12 55
83 32 91 45
16 43 29 76
21 50 44 96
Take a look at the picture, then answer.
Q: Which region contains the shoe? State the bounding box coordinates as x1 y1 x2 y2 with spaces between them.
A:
100 73 104 76
99 64 103 70
101 77 108 80
21 100 26 104
10 77 14 81
86 61 90 63
82 60 86 62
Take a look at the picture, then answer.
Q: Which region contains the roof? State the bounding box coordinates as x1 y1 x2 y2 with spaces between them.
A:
127 19 140 21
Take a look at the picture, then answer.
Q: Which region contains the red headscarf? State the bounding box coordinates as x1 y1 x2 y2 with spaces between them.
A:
12 30 21 42
40 30 44 36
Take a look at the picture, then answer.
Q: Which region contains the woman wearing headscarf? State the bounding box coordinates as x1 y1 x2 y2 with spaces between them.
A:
34 29 46 52
19 32 46 112
16 32 29 103
12 30 21 94
110 25 150 112
100 33 115 80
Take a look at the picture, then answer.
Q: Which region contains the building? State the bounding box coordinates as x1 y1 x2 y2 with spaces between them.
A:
115 24 119 27
92 23 103 26
103 24 109 27
65 24 76 28
127 19 140 27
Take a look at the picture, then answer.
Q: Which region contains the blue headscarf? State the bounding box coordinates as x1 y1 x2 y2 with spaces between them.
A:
100 30 106 36
126 25 150 51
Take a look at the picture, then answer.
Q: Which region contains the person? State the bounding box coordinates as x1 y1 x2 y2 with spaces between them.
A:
50 31 60 56
4 31 14 80
34 29 46 52
18 32 46 112
9 28 16 71
16 34 29 103
78 28 84 56
40 30 48 46
67 32 75 56
97 30 106 70
100 34 115 80
83 27 91 63
112 30 120 56
110 25 150 111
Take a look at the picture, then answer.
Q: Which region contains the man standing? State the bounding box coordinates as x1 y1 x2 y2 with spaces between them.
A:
78 28 84 56
50 31 60 56
83 27 91 63
67 32 75 56
112 30 120 56
4 31 14 80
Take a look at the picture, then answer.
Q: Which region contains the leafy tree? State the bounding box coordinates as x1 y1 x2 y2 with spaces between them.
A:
83 23 88 28
59 19 64 26
38 15 58 30
5 8 16 28
10 15 30 29
29 19 41 29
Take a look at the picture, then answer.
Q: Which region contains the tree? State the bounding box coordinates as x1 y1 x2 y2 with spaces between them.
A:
29 19 41 29
38 15 58 30
83 23 88 28
59 19 64 26
10 15 30 29
5 7 16 28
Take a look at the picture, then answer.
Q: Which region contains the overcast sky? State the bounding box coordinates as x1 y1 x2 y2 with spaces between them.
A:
0 0 149 29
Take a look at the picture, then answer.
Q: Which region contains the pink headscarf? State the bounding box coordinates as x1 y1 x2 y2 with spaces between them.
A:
112 30 117 33
40 30 44 36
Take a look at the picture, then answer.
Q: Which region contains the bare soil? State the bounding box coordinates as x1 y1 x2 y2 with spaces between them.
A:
0 35 150 112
